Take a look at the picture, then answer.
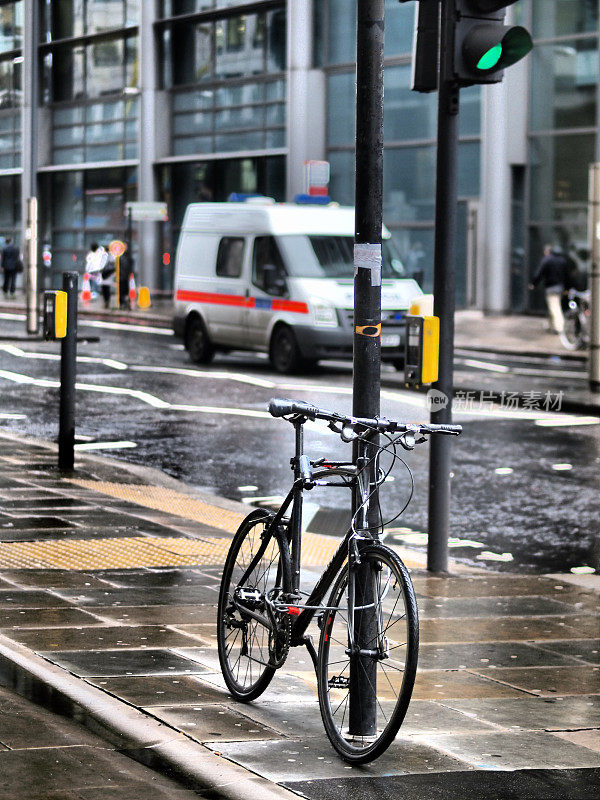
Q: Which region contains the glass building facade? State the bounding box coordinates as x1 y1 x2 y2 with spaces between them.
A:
1 0 599 307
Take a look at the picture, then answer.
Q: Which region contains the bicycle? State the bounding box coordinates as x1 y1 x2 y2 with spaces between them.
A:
217 398 462 763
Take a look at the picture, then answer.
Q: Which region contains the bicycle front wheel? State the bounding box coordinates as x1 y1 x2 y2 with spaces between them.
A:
217 509 291 702
317 544 418 763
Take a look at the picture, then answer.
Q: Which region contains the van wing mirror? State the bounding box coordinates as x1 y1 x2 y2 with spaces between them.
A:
263 263 287 296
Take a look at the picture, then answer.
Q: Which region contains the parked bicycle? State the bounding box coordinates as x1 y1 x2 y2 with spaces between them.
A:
217 398 462 763
560 288 590 351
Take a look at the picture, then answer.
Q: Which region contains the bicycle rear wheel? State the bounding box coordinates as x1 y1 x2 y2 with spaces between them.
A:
317 543 418 763
217 509 291 702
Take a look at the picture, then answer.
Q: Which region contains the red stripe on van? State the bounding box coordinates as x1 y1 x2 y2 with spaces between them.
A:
271 299 309 314
177 289 309 315
176 290 253 308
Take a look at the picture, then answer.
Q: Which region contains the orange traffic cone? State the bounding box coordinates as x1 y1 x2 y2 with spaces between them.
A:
81 273 92 305
128 273 137 308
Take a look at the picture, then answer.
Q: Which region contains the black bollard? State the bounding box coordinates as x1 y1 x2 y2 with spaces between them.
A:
58 271 79 471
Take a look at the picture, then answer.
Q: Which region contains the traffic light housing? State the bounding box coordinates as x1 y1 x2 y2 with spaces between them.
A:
453 1 532 86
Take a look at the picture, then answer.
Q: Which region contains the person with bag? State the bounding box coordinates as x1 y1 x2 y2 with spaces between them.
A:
1 237 22 299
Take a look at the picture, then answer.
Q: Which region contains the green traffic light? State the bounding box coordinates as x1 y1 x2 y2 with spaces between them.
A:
477 43 503 70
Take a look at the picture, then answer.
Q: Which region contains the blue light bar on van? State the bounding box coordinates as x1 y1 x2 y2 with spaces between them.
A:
294 194 332 205
227 193 264 202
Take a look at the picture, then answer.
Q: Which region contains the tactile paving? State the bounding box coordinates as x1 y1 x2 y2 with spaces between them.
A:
68 480 246 532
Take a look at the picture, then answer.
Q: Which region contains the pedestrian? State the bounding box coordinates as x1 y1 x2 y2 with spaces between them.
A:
529 245 568 335
118 247 133 310
1 237 22 299
99 247 116 309
85 242 108 299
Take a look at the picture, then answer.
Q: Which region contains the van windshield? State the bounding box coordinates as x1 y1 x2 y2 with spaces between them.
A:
276 235 406 280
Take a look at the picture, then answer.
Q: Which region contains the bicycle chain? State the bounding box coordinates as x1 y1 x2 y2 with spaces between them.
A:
268 611 291 668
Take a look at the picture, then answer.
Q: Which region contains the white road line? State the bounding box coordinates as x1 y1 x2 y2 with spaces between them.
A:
74 441 137 451
0 368 170 409
535 417 599 427
131 365 276 389
79 320 173 335
0 412 27 419
458 358 510 373
170 404 271 418
0 343 128 370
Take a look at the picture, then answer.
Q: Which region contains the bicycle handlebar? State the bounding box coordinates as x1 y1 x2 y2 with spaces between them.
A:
268 398 462 436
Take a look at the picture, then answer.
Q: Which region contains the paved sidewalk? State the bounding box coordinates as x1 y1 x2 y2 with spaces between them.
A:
0 432 599 799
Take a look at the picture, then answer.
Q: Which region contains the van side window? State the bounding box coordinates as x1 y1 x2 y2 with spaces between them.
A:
252 236 287 296
216 237 245 278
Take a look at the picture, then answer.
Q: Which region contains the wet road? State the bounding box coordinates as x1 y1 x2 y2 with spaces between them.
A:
1 311 599 574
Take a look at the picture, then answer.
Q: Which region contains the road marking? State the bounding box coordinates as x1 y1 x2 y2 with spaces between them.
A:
477 551 514 562
551 463 573 471
131 365 275 389
170 403 271 418
494 467 514 475
0 368 170 409
458 358 510 373
535 417 599 427
74 441 137 451
0 343 128 370
0 413 26 419
80 320 173 335
0 312 25 321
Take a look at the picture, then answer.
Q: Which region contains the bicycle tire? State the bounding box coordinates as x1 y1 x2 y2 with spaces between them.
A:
560 312 584 351
217 508 291 702
317 543 418 763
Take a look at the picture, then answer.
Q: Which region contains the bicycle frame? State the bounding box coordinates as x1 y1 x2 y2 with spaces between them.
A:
234 416 380 657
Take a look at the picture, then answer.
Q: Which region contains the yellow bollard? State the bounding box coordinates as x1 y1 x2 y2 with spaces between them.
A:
138 286 151 309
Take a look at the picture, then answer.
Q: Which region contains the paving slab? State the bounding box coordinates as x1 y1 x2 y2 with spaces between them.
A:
438 695 600 731
417 641 580 670
468 665 600 696
534 639 600 665
42 648 213 677
419 615 598 643
7 624 206 651
89 675 229 706
414 730 600 770
209 737 470 781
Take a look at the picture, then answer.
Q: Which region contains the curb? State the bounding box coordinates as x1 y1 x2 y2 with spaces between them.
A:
0 634 301 800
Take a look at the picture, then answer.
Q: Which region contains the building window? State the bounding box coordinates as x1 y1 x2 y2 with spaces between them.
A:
164 9 285 87
325 0 414 65
46 166 137 283
0 174 21 246
530 38 598 131
531 0 598 39
42 0 138 40
44 34 138 103
0 1 23 54
52 97 138 165
0 57 21 168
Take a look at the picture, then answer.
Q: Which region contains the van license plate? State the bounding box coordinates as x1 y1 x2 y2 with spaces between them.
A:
381 334 401 348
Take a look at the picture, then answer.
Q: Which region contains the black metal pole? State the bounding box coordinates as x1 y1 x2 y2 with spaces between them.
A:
350 0 385 738
58 271 78 471
427 1 459 573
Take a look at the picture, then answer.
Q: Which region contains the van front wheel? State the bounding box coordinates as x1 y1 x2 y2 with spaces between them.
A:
269 326 303 374
186 317 215 364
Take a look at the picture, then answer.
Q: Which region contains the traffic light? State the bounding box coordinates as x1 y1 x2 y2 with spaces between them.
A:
453 1 532 86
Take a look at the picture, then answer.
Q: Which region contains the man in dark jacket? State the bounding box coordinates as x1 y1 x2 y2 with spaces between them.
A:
529 245 568 334
1 237 21 298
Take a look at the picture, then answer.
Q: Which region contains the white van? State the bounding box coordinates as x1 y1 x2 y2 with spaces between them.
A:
172 199 423 373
